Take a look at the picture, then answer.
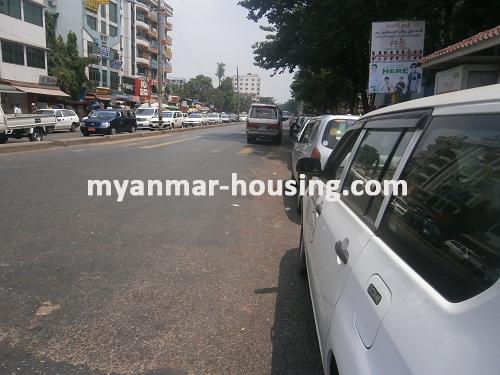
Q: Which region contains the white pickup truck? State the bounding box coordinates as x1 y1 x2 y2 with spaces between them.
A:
0 104 57 144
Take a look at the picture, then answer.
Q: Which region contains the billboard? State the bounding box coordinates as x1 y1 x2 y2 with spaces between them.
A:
369 21 425 96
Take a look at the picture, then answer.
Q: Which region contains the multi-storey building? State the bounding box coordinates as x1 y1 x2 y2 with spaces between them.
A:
122 0 173 99
232 73 261 100
0 0 69 113
48 0 123 95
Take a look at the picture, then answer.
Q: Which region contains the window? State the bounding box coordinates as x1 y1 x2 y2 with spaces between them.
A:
379 114 500 302
250 106 277 120
342 129 413 220
87 15 97 30
298 120 315 143
108 1 117 23
100 4 106 18
87 41 97 55
322 120 349 149
324 129 362 181
23 1 43 26
0 0 21 19
109 25 117 37
26 46 45 69
88 67 100 82
101 20 107 35
110 48 119 61
110 71 119 90
1 40 24 65
102 69 108 86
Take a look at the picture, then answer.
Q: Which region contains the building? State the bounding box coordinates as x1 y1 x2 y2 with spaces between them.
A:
168 77 186 86
232 73 261 100
122 0 173 102
0 0 69 113
47 0 123 101
420 25 500 96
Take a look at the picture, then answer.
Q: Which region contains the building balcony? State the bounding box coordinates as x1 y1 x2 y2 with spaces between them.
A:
150 59 158 69
137 56 150 66
136 1 149 12
147 9 157 21
136 18 149 31
148 28 158 38
166 22 173 31
163 36 172 46
136 36 149 48
164 47 172 59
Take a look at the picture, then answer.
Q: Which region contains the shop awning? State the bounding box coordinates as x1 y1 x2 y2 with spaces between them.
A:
13 85 70 97
0 84 22 94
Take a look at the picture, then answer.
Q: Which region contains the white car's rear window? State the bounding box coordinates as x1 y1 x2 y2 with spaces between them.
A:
250 107 277 120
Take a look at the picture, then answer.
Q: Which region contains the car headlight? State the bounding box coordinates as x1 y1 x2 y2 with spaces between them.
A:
101 122 110 127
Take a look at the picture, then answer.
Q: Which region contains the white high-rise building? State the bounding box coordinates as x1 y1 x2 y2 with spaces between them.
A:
232 73 261 100
0 0 68 113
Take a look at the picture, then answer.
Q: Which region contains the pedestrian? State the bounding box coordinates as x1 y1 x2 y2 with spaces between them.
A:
14 103 22 116
30 102 38 113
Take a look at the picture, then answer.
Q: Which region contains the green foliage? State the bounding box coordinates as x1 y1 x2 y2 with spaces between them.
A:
238 0 500 113
259 96 276 105
45 12 88 100
216 62 226 87
279 98 298 113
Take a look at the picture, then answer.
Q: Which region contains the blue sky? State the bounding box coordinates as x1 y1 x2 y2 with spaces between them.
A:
167 0 293 103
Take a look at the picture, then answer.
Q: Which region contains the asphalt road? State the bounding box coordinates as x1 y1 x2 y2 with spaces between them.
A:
6 128 155 143
0 124 323 374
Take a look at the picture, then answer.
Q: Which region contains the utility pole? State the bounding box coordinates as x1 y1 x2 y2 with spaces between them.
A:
236 66 240 122
157 0 163 129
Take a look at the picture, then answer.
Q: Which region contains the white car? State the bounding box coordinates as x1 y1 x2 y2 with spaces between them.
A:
206 113 221 124
135 107 158 129
149 110 184 130
183 113 204 127
296 84 500 375
35 109 80 133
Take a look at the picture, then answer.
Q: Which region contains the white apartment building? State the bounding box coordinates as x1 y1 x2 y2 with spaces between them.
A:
232 73 261 100
168 77 186 86
122 0 173 88
0 0 68 113
48 0 123 95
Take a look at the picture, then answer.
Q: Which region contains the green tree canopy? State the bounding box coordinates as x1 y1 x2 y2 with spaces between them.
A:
216 62 226 87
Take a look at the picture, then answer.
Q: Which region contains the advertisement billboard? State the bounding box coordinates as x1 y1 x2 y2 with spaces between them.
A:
369 21 425 96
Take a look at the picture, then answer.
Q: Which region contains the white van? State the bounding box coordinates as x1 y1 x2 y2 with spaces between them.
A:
135 107 158 129
296 84 500 375
35 108 80 132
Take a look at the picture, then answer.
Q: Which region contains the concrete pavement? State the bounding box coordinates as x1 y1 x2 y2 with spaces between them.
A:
0 124 322 374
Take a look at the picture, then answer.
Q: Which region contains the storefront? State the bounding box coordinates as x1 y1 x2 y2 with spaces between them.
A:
420 25 500 96
0 79 70 114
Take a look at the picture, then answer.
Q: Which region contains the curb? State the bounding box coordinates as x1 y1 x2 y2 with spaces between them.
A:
0 123 233 155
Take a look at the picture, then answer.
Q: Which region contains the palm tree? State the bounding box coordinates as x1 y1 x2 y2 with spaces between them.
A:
216 62 226 87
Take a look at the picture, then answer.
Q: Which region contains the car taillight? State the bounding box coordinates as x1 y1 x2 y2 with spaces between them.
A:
247 122 258 129
311 147 321 160
268 123 280 129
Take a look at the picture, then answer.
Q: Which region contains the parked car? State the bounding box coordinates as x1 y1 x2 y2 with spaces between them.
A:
221 114 231 123
35 108 80 133
149 110 184 129
80 109 137 136
239 113 248 122
206 113 221 124
183 113 204 127
245 103 282 144
0 104 56 143
135 107 158 130
229 113 238 122
296 84 500 375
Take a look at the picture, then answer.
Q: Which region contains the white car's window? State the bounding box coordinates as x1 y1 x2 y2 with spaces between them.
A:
136 108 156 116
250 106 277 119
380 114 500 302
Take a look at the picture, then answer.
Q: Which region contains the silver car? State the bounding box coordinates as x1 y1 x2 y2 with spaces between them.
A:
291 115 359 212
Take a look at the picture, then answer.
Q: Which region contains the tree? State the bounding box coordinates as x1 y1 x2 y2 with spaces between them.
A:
45 12 88 99
279 98 298 113
183 75 216 104
259 96 275 105
238 0 500 113
216 62 226 87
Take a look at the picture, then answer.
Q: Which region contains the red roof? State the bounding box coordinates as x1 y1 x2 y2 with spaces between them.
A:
420 24 500 65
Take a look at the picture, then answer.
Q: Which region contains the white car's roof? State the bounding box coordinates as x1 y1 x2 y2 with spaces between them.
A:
362 83 500 119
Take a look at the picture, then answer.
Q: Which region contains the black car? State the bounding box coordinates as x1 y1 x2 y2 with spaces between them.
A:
81 110 137 136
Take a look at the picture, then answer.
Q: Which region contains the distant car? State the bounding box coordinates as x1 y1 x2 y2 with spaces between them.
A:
282 111 291 121
245 103 282 144
183 113 204 127
221 114 231 123
239 113 248 122
80 109 137 136
135 107 158 130
229 114 238 122
150 110 184 129
35 108 80 133
206 113 221 124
